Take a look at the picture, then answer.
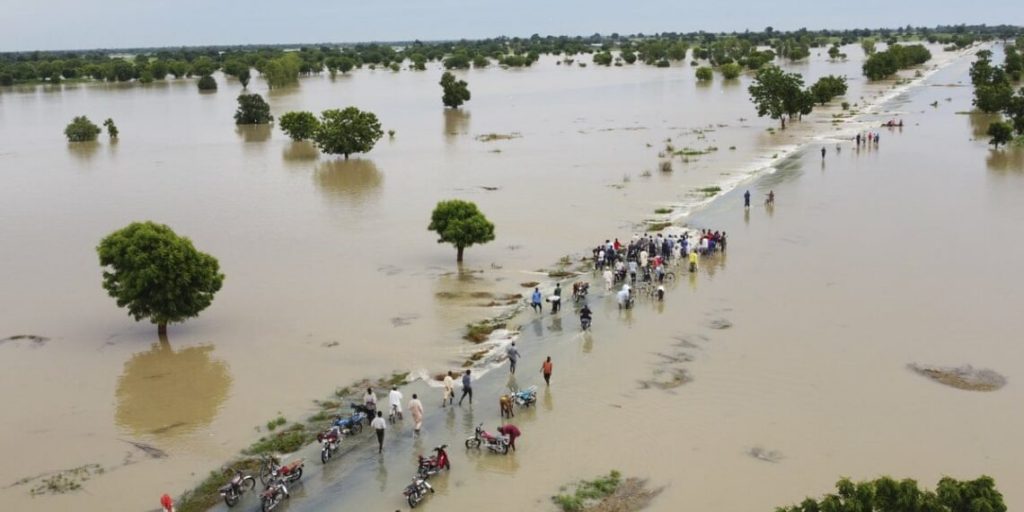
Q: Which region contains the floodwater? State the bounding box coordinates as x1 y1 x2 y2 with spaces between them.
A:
2 42 1020 512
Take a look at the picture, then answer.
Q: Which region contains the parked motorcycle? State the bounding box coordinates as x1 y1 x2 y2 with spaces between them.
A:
333 408 367 435
403 476 435 508
218 470 256 507
316 427 342 464
259 478 289 512
512 386 537 408
417 444 450 478
350 402 376 425
465 423 509 454
258 455 305 486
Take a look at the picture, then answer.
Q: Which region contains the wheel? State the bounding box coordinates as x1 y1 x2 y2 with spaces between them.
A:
351 422 362 434
408 493 420 508
466 438 480 449
321 448 330 464
242 476 256 491
261 495 280 512
224 492 239 508
291 468 303 481
665 272 676 282
499 443 509 454
444 461 451 470
258 466 272 486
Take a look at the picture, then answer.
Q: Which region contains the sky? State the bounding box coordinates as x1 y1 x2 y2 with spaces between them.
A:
2 0 1022 52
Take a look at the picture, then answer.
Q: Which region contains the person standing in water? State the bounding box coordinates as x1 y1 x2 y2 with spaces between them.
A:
408 394 424 435
530 288 542 314
442 371 454 407
821 146 827 159
744 190 751 209
541 356 553 385
551 284 562 314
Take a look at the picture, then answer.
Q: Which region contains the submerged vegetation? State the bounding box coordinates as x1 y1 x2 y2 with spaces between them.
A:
2 25 1019 88
969 47 1024 147
775 476 1005 512
64 115 101 142
553 471 660 512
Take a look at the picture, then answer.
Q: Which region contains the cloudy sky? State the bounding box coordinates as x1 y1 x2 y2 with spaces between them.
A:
2 0 1022 52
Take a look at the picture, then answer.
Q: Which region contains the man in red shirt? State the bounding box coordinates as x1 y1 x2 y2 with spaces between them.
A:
497 424 521 452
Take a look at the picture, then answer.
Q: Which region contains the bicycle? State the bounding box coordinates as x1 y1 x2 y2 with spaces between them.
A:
389 404 402 424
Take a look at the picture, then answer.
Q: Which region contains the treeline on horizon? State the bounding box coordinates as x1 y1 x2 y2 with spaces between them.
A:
1 23 1021 87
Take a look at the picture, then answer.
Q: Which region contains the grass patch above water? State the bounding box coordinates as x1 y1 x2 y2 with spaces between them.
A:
696 186 722 197
653 207 672 214
553 471 622 511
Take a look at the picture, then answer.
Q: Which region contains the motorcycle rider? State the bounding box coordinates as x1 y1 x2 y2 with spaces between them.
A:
497 424 521 452
580 303 593 328
388 386 404 421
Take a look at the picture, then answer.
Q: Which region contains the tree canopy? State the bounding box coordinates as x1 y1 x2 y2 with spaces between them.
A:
65 115 101 142
97 221 225 335
234 93 273 125
428 199 496 263
748 65 810 128
863 44 932 80
987 121 1013 148
312 107 383 158
103 118 118 139
279 111 319 141
775 475 1005 512
809 75 848 105
695 66 714 81
440 71 471 109
197 74 217 91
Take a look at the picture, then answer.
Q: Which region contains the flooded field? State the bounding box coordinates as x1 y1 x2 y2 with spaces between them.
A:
3 42 1021 511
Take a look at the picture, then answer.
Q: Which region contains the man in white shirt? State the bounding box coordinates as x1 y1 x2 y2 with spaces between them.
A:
388 386 403 421
370 411 386 453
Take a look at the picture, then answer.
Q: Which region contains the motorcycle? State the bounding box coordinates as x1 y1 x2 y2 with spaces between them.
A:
465 423 509 454
259 478 289 512
259 455 305 486
511 386 537 408
218 470 256 508
350 402 376 425
333 409 366 435
417 444 450 478
572 281 589 302
316 426 342 464
403 476 435 508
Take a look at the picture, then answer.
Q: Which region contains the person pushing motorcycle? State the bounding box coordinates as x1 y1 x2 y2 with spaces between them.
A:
497 424 521 452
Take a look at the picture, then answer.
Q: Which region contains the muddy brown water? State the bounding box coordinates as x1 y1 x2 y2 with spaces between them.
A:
3 43 1022 511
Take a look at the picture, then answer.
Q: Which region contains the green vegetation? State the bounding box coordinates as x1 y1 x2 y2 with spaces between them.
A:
646 222 672 232
428 199 496 263
553 471 622 512
97 221 224 335
810 75 849 105
440 71 471 108
697 186 722 196
196 74 216 91
720 62 742 79
64 116 101 142
748 65 813 128
775 475 1005 512
862 44 932 80
988 121 1014 148
464 320 505 343
245 424 306 455
102 118 118 139
312 107 383 158
593 52 613 66
654 207 673 214
861 38 877 55
265 416 286 431
695 66 713 81
261 53 301 89
279 111 319 141
234 93 273 125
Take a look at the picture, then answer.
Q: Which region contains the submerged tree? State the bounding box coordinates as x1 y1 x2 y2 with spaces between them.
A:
64 115 101 142
695 66 714 81
748 65 807 128
103 118 119 139
809 75 848 105
428 199 495 263
312 107 383 158
440 71 471 109
97 221 225 336
234 93 273 125
720 62 742 80
988 120 1014 148
775 475 1005 512
278 111 319 141
197 74 217 91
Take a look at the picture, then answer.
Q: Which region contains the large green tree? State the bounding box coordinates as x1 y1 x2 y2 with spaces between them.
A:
65 116 101 142
748 65 807 128
428 200 496 263
988 121 1013 148
312 107 383 158
775 475 1005 512
809 75 848 105
234 93 273 125
197 75 217 91
440 71 471 109
97 221 225 335
279 111 320 141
